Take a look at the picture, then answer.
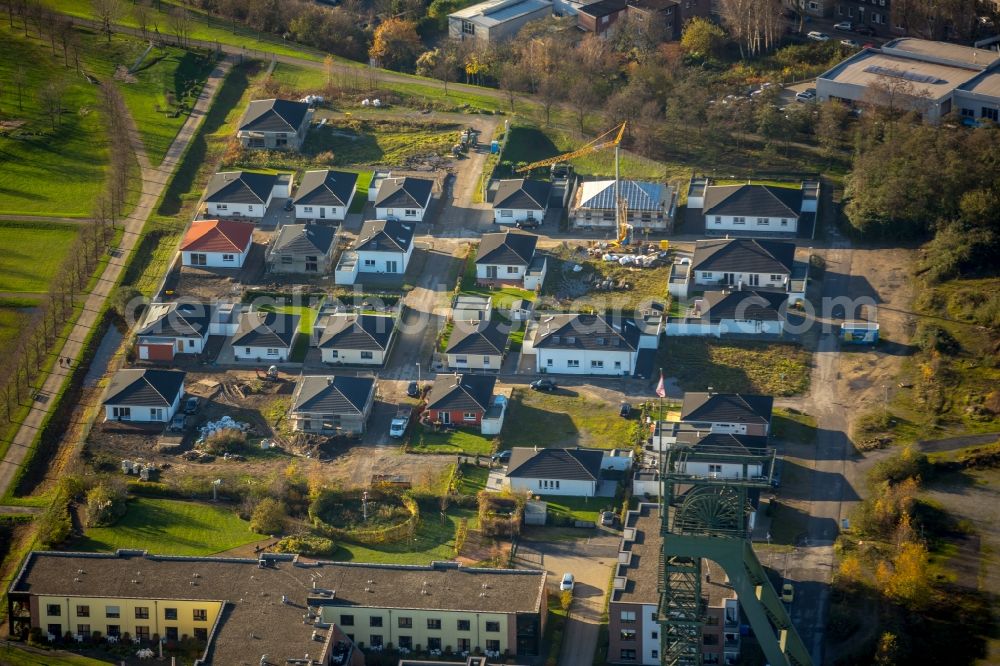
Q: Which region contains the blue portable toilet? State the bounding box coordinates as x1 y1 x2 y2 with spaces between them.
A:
840 320 879 344
490 140 500 154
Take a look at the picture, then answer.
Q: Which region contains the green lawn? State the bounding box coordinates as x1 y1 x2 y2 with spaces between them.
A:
499 125 688 181
659 338 812 397
772 408 818 445
540 495 609 523
411 428 496 456
349 170 373 213
304 118 459 166
331 507 477 565
459 251 535 309
0 26 109 217
257 304 320 362
0 222 80 293
117 48 215 165
455 463 490 495
0 646 111 666
72 498 265 556
504 388 638 449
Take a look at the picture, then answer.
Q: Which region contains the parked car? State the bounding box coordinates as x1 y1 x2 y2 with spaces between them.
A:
491 450 512 464
169 414 187 432
183 396 199 414
515 219 540 230
407 381 420 398
560 573 575 591
619 402 632 418
806 31 830 41
284 198 294 212
795 88 817 102
600 511 615 527
856 25 876 36
530 379 557 392
389 407 411 438
781 583 795 604
833 20 853 31
840 38 860 48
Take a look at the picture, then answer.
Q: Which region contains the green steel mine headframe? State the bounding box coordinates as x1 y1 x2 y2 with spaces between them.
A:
657 443 813 666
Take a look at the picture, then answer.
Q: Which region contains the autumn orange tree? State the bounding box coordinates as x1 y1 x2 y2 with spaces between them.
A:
369 18 423 72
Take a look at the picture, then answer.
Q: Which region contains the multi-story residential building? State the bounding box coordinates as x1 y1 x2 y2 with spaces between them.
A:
7 552 547 663
577 0 710 40
608 504 741 665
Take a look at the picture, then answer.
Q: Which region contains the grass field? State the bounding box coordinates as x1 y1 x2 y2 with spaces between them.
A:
0 26 109 217
499 125 689 182
0 222 80 293
331 506 476 565
117 48 215 165
455 463 490 495
304 118 459 167
72 498 265 556
0 646 111 666
659 338 812 396
540 495 610 523
504 388 638 449
459 252 535 309
772 407 818 444
411 429 496 456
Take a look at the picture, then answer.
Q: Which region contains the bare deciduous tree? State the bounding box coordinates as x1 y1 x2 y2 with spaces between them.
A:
167 5 192 47
38 82 65 130
93 0 123 44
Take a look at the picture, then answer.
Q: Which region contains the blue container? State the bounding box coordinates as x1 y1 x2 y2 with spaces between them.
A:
490 140 500 154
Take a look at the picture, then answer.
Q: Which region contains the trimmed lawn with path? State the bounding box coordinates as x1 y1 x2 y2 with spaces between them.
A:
540 495 612 524
331 506 477 565
411 429 496 456
72 497 265 556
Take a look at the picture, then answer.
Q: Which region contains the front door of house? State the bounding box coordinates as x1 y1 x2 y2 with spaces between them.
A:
320 207 326 219
749 273 759 286
386 260 398 273
724 273 735 285
441 412 451 424
487 266 498 279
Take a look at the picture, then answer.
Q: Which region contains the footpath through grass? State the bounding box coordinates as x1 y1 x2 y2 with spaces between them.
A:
72 497 265 556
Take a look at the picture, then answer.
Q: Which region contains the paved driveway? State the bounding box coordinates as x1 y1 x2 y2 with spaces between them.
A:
515 529 620 666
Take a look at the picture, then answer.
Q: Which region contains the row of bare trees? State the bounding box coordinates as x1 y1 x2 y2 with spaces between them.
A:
0 82 134 437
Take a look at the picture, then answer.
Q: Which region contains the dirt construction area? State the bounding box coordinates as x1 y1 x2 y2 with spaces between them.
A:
88 368 453 491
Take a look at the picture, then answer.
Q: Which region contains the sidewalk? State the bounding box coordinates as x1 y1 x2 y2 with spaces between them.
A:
0 57 234 500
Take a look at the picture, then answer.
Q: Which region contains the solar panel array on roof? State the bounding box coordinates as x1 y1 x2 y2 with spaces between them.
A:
863 65 944 85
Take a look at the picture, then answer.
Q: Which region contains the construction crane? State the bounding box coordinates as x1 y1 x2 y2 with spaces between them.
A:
516 123 633 247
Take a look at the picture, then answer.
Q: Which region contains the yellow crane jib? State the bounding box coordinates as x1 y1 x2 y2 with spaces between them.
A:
514 122 626 173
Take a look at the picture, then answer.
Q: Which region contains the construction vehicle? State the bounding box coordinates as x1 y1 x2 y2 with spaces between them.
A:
255 366 279 382
516 122 632 247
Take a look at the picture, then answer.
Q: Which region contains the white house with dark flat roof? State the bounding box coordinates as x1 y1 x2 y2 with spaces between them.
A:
448 0 553 43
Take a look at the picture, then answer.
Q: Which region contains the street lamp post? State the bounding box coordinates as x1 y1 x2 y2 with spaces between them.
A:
416 363 421 385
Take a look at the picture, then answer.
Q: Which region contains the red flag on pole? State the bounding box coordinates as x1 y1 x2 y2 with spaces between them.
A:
655 370 666 398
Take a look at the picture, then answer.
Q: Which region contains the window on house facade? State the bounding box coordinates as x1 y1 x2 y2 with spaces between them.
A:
47 623 62 637
458 638 471 652
370 616 383 627
165 627 178 641
105 606 120 619
485 621 500 632
399 636 413 649
267 348 279 356
360 351 374 359
47 604 61 617
164 608 177 621
427 618 442 630
217 204 228 211
364 259 376 266
501 210 513 217
428 637 442 651
780 218 789 226
77 624 91 638
404 209 418 217
193 609 208 622
734 217 746 225
76 605 89 618
193 628 208 641
770 274 783 281
567 359 580 368
983 107 999 122
757 218 769 226
304 207 313 213
370 634 383 647
620 611 636 623
620 650 637 660
701 272 713 279
107 624 120 637
591 360 604 368
223 254 235 262
506 266 518 274
620 629 637 641
340 614 354 626
709 464 723 475
462 20 475 34
329 350 339 358
457 619 471 631
486 639 501 651
714 216 722 224
463 412 477 421
135 607 149 620
135 626 151 640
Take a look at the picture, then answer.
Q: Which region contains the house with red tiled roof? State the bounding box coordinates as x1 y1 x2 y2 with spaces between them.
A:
179 219 255 268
